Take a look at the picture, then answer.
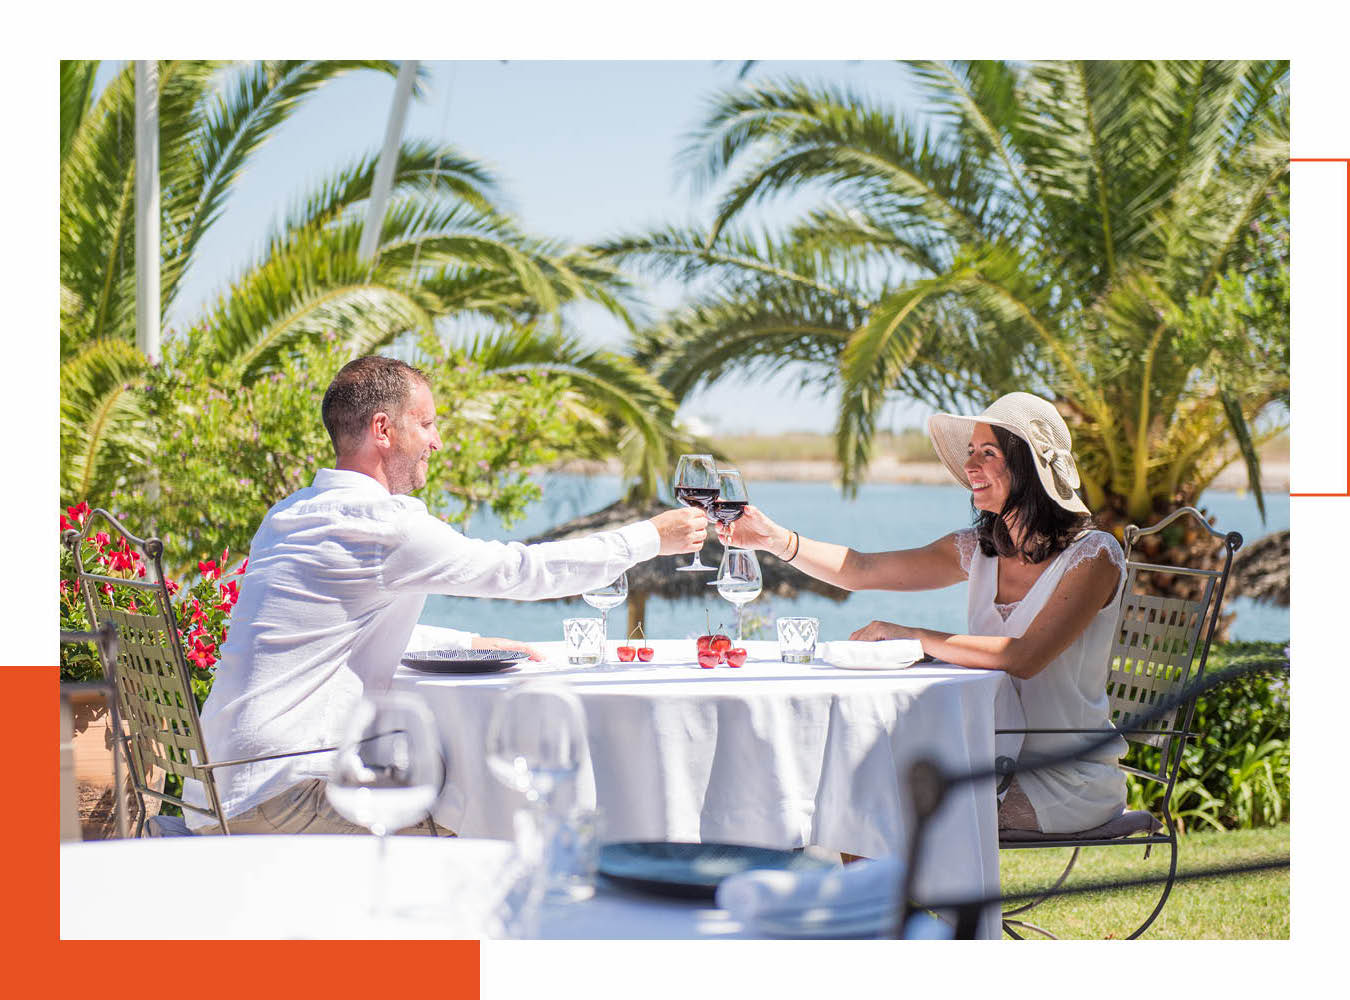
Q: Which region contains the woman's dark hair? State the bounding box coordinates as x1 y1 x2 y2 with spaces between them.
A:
975 426 1091 563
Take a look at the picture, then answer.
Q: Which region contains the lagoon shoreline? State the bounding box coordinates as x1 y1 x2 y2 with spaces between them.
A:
549 458 1291 493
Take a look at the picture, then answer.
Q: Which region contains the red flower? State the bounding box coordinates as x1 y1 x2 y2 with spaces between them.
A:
199 559 221 581
235 557 248 576
166 579 180 595
187 641 216 671
218 579 239 610
219 626 228 645
100 582 114 597
59 579 68 598
127 598 139 613
136 563 147 578
94 531 110 549
66 502 91 527
59 513 74 533
221 546 230 566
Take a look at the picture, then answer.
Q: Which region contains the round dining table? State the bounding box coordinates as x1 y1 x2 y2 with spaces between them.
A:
391 634 1023 939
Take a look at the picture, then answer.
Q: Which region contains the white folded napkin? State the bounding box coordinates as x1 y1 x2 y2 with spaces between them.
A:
818 639 924 669
716 856 903 933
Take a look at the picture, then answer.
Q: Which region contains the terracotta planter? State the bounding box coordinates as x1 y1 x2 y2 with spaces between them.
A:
69 693 164 839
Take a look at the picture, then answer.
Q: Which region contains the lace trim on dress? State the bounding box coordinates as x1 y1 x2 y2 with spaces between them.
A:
954 527 979 577
1063 531 1126 578
989 532 1125 622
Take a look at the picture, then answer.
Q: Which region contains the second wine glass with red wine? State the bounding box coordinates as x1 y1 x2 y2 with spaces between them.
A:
712 469 749 528
672 453 718 572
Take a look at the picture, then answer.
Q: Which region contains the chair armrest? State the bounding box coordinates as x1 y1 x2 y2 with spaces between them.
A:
197 745 338 771
996 726 1196 738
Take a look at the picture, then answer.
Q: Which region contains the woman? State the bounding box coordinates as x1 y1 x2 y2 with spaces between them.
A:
718 392 1128 834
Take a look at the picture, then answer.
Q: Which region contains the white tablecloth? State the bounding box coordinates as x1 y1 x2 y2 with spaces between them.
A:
60 836 763 940
392 636 1023 938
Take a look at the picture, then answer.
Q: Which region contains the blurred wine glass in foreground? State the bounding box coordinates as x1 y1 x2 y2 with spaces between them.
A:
326 693 444 917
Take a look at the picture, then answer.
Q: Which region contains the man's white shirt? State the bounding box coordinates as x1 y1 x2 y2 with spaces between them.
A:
183 468 658 828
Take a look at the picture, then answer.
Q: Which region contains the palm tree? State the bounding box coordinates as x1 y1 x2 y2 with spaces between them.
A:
609 61 1289 551
60 60 679 509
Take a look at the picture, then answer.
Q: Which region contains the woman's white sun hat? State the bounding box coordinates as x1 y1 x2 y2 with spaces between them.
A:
927 391 1090 514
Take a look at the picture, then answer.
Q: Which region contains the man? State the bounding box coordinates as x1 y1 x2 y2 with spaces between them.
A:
184 355 705 834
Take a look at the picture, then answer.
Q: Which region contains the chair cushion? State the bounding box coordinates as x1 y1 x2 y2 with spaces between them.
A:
144 814 196 838
1000 809 1161 843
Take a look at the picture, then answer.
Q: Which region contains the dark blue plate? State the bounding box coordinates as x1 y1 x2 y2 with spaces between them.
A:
400 648 527 674
597 841 834 900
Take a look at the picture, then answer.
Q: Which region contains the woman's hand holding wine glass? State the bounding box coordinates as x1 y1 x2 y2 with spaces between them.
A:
714 503 790 555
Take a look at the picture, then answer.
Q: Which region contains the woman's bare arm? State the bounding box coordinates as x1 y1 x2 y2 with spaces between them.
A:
717 504 968 592
848 548 1122 678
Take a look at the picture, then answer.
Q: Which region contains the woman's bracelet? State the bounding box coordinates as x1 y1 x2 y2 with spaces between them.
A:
780 529 801 562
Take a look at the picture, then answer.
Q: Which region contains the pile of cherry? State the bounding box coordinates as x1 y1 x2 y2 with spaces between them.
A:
696 632 747 668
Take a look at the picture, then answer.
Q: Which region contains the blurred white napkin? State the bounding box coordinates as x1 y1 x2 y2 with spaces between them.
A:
716 856 903 932
818 639 924 669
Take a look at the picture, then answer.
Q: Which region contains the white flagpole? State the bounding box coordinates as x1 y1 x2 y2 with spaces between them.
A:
358 60 419 265
134 60 160 363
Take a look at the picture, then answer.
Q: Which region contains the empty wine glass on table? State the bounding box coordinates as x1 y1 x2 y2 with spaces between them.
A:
582 572 627 663
325 692 445 918
672 453 719 572
714 546 763 642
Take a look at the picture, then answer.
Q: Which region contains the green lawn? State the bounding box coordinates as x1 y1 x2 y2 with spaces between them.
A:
996 823 1289 939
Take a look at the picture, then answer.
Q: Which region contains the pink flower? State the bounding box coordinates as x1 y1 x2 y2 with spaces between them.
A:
59 580 68 598
187 641 216 671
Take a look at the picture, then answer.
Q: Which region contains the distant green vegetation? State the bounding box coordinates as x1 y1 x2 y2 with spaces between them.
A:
711 428 934 464
711 430 1289 469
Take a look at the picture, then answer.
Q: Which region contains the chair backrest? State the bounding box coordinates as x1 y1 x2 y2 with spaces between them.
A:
1105 507 1242 758
63 510 229 829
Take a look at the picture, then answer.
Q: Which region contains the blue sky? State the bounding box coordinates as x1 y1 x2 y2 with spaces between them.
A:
92 60 938 434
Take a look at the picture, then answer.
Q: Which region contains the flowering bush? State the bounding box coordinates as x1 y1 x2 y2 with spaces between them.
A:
59 501 242 707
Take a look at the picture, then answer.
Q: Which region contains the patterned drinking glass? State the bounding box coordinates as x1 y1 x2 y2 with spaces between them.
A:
562 617 604 665
776 616 820 664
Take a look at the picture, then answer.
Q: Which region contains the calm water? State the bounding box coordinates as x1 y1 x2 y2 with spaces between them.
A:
421 475 1290 644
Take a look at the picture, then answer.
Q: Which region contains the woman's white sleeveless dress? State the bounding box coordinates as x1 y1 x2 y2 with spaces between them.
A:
955 528 1129 833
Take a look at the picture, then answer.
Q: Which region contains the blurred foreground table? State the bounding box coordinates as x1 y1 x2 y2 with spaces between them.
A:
60 835 758 940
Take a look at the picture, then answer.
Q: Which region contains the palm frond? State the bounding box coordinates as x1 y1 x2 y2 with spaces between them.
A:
59 339 154 502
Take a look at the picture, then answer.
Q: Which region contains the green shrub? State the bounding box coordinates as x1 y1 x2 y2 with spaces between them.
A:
1124 640 1289 832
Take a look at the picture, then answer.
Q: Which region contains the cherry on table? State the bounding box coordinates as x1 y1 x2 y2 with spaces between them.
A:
726 647 747 668
696 634 713 653
637 646 654 662
697 649 718 669
617 645 636 662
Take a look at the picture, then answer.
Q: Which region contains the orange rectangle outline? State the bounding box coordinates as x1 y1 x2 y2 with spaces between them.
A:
1289 157 1350 497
